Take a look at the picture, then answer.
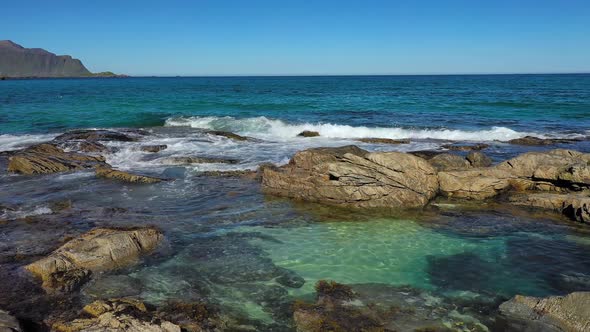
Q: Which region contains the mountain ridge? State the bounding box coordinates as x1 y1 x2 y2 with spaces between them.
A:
0 40 121 78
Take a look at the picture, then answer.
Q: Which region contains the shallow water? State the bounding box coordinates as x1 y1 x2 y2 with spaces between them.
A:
1 75 590 330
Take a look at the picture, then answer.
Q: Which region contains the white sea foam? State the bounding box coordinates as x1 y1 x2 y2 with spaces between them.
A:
164 116 541 141
0 134 56 151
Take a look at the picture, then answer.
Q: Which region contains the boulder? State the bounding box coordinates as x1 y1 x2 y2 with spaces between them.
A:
509 193 590 223
25 227 163 292
205 130 251 141
140 145 167 153
428 153 471 171
499 292 590 332
297 130 320 137
7 143 107 175
356 137 410 144
53 129 138 142
161 156 239 165
52 298 181 332
442 143 489 151
0 309 22 332
96 167 166 184
507 136 576 146
438 168 514 199
466 151 492 168
262 146 438 209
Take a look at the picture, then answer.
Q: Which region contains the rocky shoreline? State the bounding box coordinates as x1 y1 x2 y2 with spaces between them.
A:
1 128 589 331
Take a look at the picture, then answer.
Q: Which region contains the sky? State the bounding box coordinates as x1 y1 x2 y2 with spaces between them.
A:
2 0 590 76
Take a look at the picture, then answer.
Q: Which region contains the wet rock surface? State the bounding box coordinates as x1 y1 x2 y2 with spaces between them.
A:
499 292 590 332
262 146 439 209
26 227 163 292
205 130 252 141
95 167 167 184
442 143 489 151
161 156 239 165
509 192 590 223
356 137 410 144
0 309 22 332
53 129 140 142
140 144 168 153
7 143 107 175
507 136 579 146
297 130 320 137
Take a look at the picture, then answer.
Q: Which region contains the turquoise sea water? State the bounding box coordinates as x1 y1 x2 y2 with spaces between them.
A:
1 74 590 330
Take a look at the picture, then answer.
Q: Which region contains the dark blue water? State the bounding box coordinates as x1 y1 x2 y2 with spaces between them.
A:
1 74 589 135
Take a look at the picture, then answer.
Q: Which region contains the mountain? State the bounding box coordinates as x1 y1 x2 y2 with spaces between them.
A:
0 40 120 78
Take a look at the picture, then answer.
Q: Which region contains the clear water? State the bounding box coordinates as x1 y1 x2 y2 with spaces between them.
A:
1 75 590 330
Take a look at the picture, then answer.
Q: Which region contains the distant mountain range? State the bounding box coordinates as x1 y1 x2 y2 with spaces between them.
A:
0 40 122 78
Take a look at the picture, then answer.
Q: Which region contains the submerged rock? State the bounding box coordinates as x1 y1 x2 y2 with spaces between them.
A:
205 130 251 141
95 166 166 184
499 292 590 332
7 143 107 175
442 143 489 151
140 144 168 153
52 298 181 332
262 146 439 209
507 136 577 146
509 192 590 223
0 309 22 332
161 156 239 165
357 137 410 144
25 227 163 292
54 129 139 142
297 130 320 137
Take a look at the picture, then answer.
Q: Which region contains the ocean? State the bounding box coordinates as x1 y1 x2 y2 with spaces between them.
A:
1 74 590 330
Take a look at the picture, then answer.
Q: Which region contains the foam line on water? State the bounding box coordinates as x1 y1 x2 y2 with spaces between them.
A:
164 116 547 141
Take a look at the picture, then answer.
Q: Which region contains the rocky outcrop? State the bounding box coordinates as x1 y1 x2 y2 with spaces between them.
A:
52 299 181 332
205 130 251 141
140 145 167 153
25 227 163 292
466 151 492 168
508 136 577 146
357 138 410 145
161 156 239 165
439 149 590 200
297 130 320 137
7 143 107 175
442 143 489 151
95 167 166 184
429 153 471 171
499 292 590 332
262 146 438 209
0 309 22 332
509 193 590 223
54 129 139 142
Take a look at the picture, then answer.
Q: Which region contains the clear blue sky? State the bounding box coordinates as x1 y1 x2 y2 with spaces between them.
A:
3 0 589 76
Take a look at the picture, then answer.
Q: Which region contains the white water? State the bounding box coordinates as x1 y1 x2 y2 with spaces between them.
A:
164 115 542 141
0 134 56 151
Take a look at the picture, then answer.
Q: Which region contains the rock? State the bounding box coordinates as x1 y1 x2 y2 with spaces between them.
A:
466 151 492 168
25 227 163 292
442 143 489 151
428 153 471 171
205 130 251 141
52 298 181 332
140 145 167 153
7 143 107 175
95 167 166 184
58 140 112 154
496 149 590 188
161 156 239 165
408 150 444 160
499 292 590 332
54 129 138 142
0 309 22 332
439 149 590 200
438 168 514 199
509 193 590 223
297 130 320 137
357 138 410 144
262 146 438 209
507 136 576 146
